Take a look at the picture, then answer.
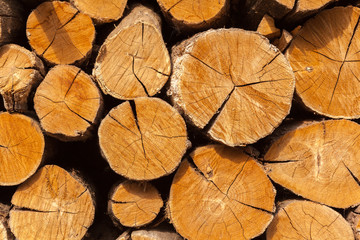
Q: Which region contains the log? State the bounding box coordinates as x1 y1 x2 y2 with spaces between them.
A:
93 5 170 100
34 65 103 141
170 28 295 146
98 97 187 180
286 6 360 118
267 200 354 239
0 0 24 46
108 181 163 228
156 0 230 32
71 0 128 24
168 145 275 240
0 44 45 112
272 29 293 52
26 1 95 65
347 205 360 239
0 203 13 240
0 112 44 186
9 165 95 240
264 120 360 208
256 14 281 40
131 228 183 240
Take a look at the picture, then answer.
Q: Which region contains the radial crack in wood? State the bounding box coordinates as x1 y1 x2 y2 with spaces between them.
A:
109 181 163 228
170 28 295 146
93 5 170 100
0 44 45 112
26 1 95 65
9 165 95 240
267 200 354 240
287 6 360 118
0 112 44 186
98 97 187 180
34 65 103 141
264 119 360 208
168 145 275 240
71 0 127 24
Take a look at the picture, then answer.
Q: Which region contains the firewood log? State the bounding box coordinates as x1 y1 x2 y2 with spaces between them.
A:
34 65 103 141
108 181 163 228
0 112 44 186
0 203 13 240
267 200 354 240
170 28 295 147
131 228 183 240
168 145 275 240
264 120 360 208
0 44 45 112
26 1 95 65
9 165 95 240
93 5 170 100
256 14 281 40
287 6 360 118
71 0 127 24
156 0 230 32
98 97 187 180
0 0 24 46
347 205 360 240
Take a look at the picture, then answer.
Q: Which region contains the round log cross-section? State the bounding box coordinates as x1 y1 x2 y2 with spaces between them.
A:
26 1 95 65
168 145 276 240
98 97 187 180
287 6 360 118
170 28 295 146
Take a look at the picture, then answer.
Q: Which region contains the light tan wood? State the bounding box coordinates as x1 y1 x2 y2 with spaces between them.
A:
347 205 360 239
0 44 45 112
109 181 163 227
34 65 103 141
0 0 24 46
26 1 95 65
256 14 281 40
156 0 229 31
93 5 170 100
272 30 293 52
0 112 44 186
9 165 95 240
170 28 295 146
267 200 354 240
287 6 360 118
168 145 275 240
131 228 183 240
98 97 187 180
264 120 360 208
71 0 127 24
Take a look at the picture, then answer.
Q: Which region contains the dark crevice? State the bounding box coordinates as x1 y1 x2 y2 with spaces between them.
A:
167 0 184 12
261 159 301 164
0 144 7 148
258 53 281 73
203 86 235 133
64 102 92 125
41 33 56 56
343 162 360 187
141 23 144 46
64 69 81 99
130 54 149 96
110 199 137 204
312 51 342 62
188 53 224 75
129 100 147 160
232 199 274 215
235 78 289 88
58 11 80 30
12 206 57 214
146 66 170 77
108 114 138 136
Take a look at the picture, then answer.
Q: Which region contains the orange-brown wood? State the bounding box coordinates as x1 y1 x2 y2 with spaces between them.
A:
0 44 45 112
9 165 95 240
71 0 127 24
287 6 360 118
168 145 275 240
0 112 44 186
131 228 183 240
267 200 354 240
93 5 170 100
272 30 293 52
156 0 229 31
98 97 187 180
0 0 24 46
264 120 360 208
34 65 103 141
26 1 95 65
170 28 295 146
109 181 163 227
257 14 281 40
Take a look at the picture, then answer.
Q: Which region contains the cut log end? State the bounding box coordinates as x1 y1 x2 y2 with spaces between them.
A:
109 181 163 228
98 97 188 180
0 44 45 112
168 145 275 240
26 1 95 65
256 14 281 40
0 112 44 186
34 65 103 141
93 5 170 100
267 200 354 240
9 165 95 240
170 28 295 146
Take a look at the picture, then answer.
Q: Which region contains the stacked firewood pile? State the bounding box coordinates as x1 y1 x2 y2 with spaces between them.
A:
1 0 360 239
